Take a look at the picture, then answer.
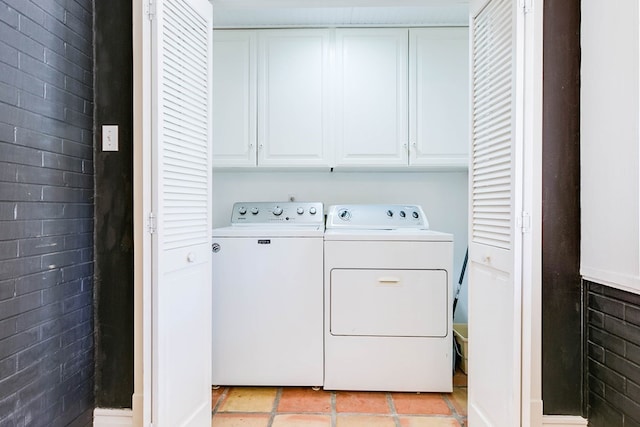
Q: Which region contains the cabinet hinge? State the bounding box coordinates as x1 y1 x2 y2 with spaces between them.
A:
146 0 156 20
518 211 531 234
519 0 532 14
147 212 156 234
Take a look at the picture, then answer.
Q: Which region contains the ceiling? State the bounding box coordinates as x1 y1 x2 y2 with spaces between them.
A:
211 0 469 28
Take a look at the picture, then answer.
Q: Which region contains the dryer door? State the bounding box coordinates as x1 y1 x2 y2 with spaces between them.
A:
330 269 448 337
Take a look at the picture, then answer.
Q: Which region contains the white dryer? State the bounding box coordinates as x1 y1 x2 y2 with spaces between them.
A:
211 201 324 387
324 204 453 392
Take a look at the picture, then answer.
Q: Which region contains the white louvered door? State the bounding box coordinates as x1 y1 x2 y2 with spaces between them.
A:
468 0 524 425
151 0 212 425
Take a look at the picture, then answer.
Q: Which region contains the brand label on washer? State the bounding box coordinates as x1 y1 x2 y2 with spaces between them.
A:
257 239 271 245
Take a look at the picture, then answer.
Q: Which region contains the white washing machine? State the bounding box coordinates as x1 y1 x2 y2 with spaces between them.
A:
211 201 324 387
324 204 453 392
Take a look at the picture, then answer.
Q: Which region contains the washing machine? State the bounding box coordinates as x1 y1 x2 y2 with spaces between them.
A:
324 204 453 392
211 201 324 387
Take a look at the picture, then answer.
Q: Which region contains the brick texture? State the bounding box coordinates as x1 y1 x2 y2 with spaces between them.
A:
0 0 94 426
587 281 640 426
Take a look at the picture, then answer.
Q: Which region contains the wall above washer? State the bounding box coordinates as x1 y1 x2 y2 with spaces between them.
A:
212 0 469 27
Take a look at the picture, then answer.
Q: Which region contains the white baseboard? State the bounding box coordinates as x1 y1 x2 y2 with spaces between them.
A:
542 415 588 426
93 408 134 427
132 392 144 427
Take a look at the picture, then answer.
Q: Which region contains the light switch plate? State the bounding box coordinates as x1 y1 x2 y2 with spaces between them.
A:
102 125 118 151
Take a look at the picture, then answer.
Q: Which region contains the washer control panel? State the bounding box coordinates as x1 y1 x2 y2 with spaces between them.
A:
230 201 323 225
326 204 429 230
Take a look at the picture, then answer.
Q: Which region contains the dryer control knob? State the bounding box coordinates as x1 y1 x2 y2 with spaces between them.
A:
309 207 317 215
297 207 304 215
273 206 283 216
238 207 247 215
412 211 419 219
400 211 406 218
387 209 393 217
251 207 259 215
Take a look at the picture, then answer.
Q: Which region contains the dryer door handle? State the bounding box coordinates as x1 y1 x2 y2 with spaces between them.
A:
377 277 401 284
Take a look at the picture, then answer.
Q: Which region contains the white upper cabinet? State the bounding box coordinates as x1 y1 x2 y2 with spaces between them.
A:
335 28 409 167
409 28 469 168
212 31 257 166
257 29 332 167
211 27 469 170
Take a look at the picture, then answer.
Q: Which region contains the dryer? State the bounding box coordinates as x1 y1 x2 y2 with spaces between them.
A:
324 204 453 392
211 201 324 387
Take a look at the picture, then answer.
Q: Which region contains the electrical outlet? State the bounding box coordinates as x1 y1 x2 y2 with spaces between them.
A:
102 125 118 151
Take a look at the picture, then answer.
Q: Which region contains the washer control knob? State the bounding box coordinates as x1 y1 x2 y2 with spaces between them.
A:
338 209 350 220
309 207 317 215
387 209 393 217
273 206 283 216
412 211 419 219
400 210 406 218
238 207 247 215
251 207 259 215
297 207 304 215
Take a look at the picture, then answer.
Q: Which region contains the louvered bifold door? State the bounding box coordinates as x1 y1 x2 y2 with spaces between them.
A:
150 0 213 426
467 0 524 425
471 0 513 251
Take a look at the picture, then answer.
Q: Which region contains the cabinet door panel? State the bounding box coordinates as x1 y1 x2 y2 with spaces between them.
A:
212 31 257 166
409 28 469 168
335 29 409 167
258 30 331 167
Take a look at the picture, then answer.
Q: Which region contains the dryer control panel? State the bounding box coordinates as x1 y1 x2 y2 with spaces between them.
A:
326 204 429 230
230 201 324 226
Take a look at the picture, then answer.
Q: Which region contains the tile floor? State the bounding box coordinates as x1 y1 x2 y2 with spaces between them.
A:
211 371 467 427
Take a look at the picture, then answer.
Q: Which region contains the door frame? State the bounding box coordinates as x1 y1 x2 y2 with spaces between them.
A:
129 1 544 425
132 0 152 425
521 0 543 425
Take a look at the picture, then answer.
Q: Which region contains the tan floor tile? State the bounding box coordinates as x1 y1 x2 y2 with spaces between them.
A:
211 413 270 427
399 417 461 427
277 387 332 413
219 387 278 412
336 415 396 427
449 387 467 416
391 393 451 415
335 391 390 414
212 387 227 409
272 414 332 427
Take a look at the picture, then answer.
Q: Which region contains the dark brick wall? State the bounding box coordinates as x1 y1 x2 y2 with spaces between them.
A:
0 1 94 426
587 281 640 426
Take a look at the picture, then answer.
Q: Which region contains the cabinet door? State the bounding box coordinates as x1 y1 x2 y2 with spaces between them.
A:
212 31 257 166
409 28 469 168
258 29 331 167
335 28 409 167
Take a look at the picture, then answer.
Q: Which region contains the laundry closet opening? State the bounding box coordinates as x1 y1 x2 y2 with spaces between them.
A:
208 3 471 420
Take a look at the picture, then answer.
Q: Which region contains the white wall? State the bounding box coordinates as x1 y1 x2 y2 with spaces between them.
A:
212 170 470 321
581 0 640 293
